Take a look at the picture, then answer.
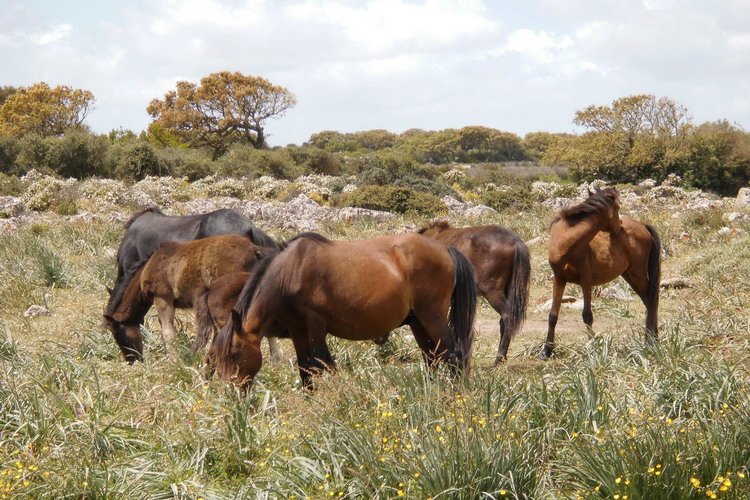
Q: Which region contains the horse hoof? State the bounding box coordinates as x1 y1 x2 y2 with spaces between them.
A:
494 356 507 366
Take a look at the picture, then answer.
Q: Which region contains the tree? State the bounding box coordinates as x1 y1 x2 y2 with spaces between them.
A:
0 82 94 137
147 71 297 157
0 86 19 106
546 94 694 182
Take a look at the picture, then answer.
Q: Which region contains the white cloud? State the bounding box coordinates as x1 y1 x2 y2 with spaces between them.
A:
32 23 72 46
495 29 574 64
286 0 495 54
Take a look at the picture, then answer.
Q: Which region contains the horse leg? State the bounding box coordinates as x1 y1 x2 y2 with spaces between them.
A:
622 269 658 343
483 288 511 365
540 276 566 359
581 280 595 338
153 297 178 358
408 319 441 367
266 337 283 364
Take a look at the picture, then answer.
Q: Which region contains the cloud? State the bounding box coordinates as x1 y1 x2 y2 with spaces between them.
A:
493 29 574 64
31 23 72 46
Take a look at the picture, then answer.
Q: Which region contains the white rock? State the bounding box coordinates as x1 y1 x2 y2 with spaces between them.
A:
737 187 750 206
23 305 51 317
600 284 634 301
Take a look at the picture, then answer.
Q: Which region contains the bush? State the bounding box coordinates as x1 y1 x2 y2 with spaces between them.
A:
285 146 342 176
46 131 108 178
217 144 302 179
349 151 437 185
340 185 446 217
0 136 19 174
109 140 166 181
15 133 51 174
480 184 535 211
0 173 22 196
155 146 213 181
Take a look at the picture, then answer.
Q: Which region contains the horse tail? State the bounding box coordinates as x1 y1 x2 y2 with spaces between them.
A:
503 237 531 340
447 246 477 369
645 224 661 337
192 285 214 352
212 253 277 376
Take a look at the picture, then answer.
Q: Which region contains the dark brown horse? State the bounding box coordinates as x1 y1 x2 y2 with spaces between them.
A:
103 235 279 362
210 233 477 389
541 187 661 358
417 221 531 364
194 272 284 364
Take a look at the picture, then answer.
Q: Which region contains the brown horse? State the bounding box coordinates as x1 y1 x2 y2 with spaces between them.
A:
210 232 477 389
194 272 284 364
417 221 531 364
541 188 661 358
103 235 279 362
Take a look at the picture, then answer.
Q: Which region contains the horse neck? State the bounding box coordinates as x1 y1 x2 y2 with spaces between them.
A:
551 213 612 261
112 269 151 323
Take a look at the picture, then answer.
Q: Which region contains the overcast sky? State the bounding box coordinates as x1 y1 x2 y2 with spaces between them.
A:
2 0 748 146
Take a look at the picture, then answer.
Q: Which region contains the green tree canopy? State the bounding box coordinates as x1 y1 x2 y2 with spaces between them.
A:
147 71 297 157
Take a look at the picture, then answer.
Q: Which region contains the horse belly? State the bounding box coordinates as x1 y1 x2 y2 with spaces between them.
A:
588 236 628 285
323 290 410 341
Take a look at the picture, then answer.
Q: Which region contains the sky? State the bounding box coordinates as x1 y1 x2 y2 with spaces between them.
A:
1 0 748 147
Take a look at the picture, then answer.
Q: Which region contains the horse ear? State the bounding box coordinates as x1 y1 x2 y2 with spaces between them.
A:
255 250 263 260
103 314 116 326
105 286 113 297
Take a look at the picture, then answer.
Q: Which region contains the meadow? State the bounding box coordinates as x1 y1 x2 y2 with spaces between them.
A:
1 175 749 499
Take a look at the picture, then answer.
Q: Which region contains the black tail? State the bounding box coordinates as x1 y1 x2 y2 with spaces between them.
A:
447 246 477 370
503 238 531 340
645 224 661 339
192 286 214 352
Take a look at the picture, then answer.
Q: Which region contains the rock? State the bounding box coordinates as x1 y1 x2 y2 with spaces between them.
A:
0 196 26 218
723 212 746 223
525 236 543 246
660 277 692 289
68 212 101 224
718 226 731 235
599 284 634 301
337 207 395 223
23 305 51 317
543 197 575 211
441 195 467 213
737 187 750 207
536 295 578 312
638 179 657 188
463 204 497 217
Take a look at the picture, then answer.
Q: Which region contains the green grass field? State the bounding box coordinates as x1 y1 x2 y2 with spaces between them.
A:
1 201 749 499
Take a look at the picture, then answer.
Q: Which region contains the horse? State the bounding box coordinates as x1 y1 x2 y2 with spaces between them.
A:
104 207 278 357
541 187 661 358
103 235 279 362
193 272 283 364
416 221 531 364
209 232 477 389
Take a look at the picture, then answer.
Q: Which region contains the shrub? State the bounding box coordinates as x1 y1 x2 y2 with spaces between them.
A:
46 131 108 178
0 136 19 174
217 144 303 179
285 146 342 176
15 133 51 174
110 141 166 181
480 184 535 211
0 173 22 196
340 185 446 217
156 146 213 181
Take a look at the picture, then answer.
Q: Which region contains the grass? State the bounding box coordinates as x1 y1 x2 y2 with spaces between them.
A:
1 195 750 498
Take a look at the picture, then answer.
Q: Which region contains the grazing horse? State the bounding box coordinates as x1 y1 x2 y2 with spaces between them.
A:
104 207 277 354
103 235 278 362
193 272 284 364
210 233 477 389
417 221 531 364
541 188 661 358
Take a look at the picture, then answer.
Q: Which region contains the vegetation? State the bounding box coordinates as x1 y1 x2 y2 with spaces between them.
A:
1 185 749 498
0 83 94 137
146 71 297 157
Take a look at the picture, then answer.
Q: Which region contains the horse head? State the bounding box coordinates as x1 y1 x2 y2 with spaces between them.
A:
103 314 144 363
209 309 263 389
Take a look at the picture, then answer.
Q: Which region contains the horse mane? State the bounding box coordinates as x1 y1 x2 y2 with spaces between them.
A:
557 188 619 224
104 257 149 318
417 220 452 234
213 232 331 366
124 206 165 229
